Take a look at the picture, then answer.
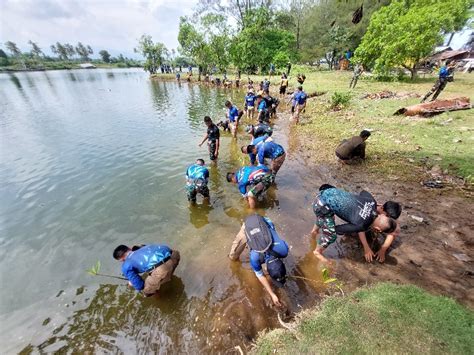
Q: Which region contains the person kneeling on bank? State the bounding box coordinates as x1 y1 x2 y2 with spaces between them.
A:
113 244 180 297
185 158 210 203
335 129 371 163
229 214 288 306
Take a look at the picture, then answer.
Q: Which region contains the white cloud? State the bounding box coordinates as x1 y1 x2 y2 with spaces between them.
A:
0 0 197 58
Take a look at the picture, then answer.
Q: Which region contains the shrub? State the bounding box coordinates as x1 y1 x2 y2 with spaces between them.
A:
330 91 351 109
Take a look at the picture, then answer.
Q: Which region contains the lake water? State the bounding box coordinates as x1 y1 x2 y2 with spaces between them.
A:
0 68 326 353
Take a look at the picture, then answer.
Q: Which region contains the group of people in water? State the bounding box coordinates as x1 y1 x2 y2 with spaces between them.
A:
113 71 402 306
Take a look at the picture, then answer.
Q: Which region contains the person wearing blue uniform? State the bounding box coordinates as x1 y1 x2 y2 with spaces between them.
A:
229 215 289 306
113 244 180 296
255 95 269 123
226 165 273 209
292 85 307 124
421 60 455 103
244 90 256 119
185 159 210 203
225 100 243 138
242 141 286 175
246 122 273 140
176 72 181 82
310 184 396 263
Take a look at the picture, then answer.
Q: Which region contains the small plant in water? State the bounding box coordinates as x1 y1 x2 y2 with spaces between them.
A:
87 260 127 281
321 267 337 284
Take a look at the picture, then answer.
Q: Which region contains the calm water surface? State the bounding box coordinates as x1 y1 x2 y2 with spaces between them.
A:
0 69 326 353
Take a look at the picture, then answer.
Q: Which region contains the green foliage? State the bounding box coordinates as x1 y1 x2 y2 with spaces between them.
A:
87 261 101 276
330 91 351 109
75 42 93 61
321 268 337 284
28 40 43 57
178 15 231 73
98 50 111 63
299 0 391 66
355 0 471 78
255 283 474 354
4 41 21 56
135 34 168 74
230 8 297 73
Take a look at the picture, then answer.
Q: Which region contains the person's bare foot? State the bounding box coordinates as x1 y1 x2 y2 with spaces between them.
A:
313 249 329 264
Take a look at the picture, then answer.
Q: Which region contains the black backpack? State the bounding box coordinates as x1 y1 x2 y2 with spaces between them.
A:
244 214 273 253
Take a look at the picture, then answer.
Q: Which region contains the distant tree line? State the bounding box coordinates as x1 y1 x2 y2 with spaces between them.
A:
135 0 470 79
0 40 142 70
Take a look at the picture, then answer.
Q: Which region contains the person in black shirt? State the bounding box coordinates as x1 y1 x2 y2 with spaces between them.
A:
310 185 396 263
199 116 220 162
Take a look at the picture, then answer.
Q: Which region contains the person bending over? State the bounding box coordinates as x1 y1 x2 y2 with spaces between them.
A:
335 129 371 163
310 185 396 263
185 159 210 203
246 122 273 141
113 244 180 296
226 165 273 209
255 95 270 123
229 214 288 306
242 141 286 175
199 116 220 162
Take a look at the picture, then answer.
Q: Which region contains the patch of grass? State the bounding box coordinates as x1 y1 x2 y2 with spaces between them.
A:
254 283 474 355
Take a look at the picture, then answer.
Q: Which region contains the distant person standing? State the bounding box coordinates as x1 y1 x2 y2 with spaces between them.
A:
176 72 181 83
287 62 292 76
199 116 220 162
292 86 307 124
225 100 243 138
269 63 276 79
421 60 455 103
335 130 371 163
279 73 289 98
113 244 180 296
188 65 192 74
185 159 210 203
244 90 256 120
349 64 364 89
256 95 269 123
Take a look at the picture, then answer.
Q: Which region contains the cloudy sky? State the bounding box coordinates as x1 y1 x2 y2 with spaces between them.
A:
0 0 197 58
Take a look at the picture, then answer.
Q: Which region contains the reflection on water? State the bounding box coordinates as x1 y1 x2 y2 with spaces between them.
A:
0 69 329 353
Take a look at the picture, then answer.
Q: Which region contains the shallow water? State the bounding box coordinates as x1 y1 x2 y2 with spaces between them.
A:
0 69 327 353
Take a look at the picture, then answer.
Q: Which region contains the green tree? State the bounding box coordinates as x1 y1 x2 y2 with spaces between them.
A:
355 0 470 79
28 40 43 57
99 49 111 63
4 41 21 57
299 0 390 66
195 0 274 29
230 8 297 73
76 42 92 61
135 34 168 74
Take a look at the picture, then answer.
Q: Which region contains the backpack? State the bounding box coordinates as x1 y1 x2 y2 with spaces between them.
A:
244 214 273 253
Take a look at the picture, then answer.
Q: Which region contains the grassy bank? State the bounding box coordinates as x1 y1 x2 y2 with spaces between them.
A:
254 283 474 354
290 68 474 184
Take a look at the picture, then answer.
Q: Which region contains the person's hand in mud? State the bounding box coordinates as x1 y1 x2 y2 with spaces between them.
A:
375 247 387 263
270 293 282 307
364 247 375 263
